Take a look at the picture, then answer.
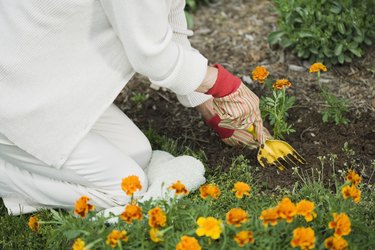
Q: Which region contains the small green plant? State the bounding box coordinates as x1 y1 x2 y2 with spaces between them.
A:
252 66 296 140
321 87 349 125
309 62 349 125
130 92 149 105
269 0 375 65
261 87 296 139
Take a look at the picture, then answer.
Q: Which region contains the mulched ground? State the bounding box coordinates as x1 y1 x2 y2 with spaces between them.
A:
115 0 375 190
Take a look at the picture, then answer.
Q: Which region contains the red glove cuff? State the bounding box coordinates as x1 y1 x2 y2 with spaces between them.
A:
205 64 241 98
206 115 234 139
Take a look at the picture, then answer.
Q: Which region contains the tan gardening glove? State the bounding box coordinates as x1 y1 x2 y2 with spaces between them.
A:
205 64 272 148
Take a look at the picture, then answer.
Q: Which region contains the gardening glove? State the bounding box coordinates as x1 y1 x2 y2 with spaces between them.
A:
206 114 272 149
205 64 268 145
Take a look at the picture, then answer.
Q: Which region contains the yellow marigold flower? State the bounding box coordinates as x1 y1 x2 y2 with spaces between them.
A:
74 196 95 218
346 170 361 186
296 200 317 222
309 62 327 73
232 182 251 199
273 79 292 90
196 217 223 240
234 230 255 247
290 227 315 250
176 236 201 250
121 175 142 196
199 184 221 199
148 207 167 228
259 208 279 227
276 197 296 223
72 238 85 250
341 185 361 203
120 203 143 224
169 180 189 195
226 208 249 227
106 230 128 248
149 228 163 243
28 215 40 232
328 213 351 237
252 66 269 84
324 235 348 250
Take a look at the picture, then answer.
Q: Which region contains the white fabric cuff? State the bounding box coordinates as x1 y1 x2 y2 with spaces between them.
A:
177 92 212 107
150 45 208 95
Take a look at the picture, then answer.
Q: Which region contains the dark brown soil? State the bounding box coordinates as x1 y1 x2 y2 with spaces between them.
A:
115 0 375 190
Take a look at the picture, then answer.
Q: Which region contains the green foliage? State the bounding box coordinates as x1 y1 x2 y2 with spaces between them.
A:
320 87 349 125
268 0 375 65
130 92 149 105
260 87 296 139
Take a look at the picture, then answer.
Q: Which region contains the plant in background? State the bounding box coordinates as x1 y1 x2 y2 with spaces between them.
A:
320 89 349 125
268 0 375 65
309 62 349 125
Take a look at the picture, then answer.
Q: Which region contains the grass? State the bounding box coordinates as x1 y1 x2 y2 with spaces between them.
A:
1 130 374 249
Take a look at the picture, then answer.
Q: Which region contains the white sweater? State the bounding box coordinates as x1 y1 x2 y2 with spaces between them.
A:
0 0 211 168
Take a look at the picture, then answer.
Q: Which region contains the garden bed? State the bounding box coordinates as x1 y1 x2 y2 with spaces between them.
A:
115 0 375 189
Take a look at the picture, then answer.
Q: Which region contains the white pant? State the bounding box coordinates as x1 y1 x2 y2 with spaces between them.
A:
0 104 153 214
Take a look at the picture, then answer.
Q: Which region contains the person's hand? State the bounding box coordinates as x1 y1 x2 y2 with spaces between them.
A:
198 64 268 145
197 97 271 148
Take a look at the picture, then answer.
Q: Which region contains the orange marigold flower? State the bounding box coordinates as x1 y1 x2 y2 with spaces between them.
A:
106 230 128 248
276 197 296 223
176 236 202 250
28 215 40 232
121 175 142 196
148 207 167 228
309 62 327 73
196 217 223 240
169 180 189 196
72 238 85 250
74 196 95 218
273 79 292 90
232 182 251 199
199 184 221 199
346 170 361 186
290 227 315 250
226 208 249 227
341 185 361 203
259 208 279 227
120 203 143 224
328 213 351 237
324 235 348 250
252 66 269 84
234 230 255 247
149 228 163 243
296 200 317 222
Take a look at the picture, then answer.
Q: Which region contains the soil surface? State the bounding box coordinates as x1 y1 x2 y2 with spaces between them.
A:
115 0 375 190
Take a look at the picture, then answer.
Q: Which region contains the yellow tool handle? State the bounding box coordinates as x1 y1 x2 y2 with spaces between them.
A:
246 124 257 138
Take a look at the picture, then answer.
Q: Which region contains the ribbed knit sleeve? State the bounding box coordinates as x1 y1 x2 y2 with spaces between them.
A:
100 0 208 95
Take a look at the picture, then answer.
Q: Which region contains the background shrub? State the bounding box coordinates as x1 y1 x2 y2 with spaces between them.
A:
268 0 375 65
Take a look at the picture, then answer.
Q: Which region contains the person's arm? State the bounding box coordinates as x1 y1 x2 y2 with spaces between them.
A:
100 0 211 95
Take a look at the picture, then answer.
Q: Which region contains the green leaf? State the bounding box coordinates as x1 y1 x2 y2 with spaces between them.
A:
337 23 346 34
63 230 82 240
338 53 345 64
364 38 373 46
330 3 342 14
298 31 314 38
185 12 194 29
309 47 319 54
280 37 293 48
348 47 362 57
268 31 286 45
334 44 343 56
